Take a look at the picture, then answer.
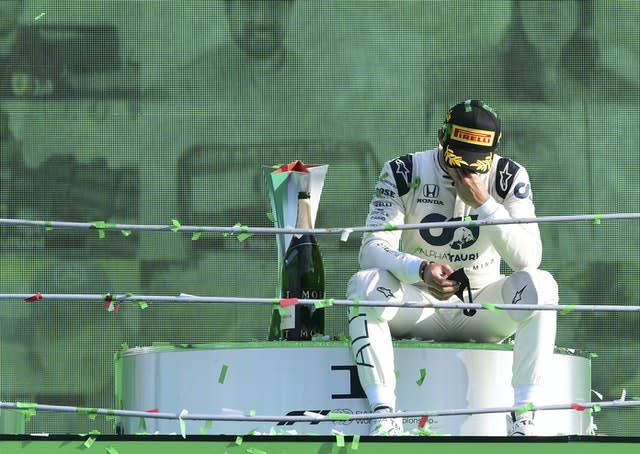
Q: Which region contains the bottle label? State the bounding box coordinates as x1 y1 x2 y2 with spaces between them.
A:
280 306 295 331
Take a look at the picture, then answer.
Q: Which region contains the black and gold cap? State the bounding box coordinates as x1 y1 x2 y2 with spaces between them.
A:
440 99 501 174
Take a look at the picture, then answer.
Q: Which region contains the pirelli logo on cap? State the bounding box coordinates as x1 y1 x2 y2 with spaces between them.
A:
451 124 495 147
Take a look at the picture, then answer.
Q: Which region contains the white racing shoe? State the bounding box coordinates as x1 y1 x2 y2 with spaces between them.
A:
507 411 536 436
370 406 403 436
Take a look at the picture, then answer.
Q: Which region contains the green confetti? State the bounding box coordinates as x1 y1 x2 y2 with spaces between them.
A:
416 368 427 386
590 352 599 359
205 420 213 428
120 342 129 350
171 219 181 232
412 247 423 254
464 215 477 227
352 297 360 316
44 221 53 231
592 404 601 412
21 408 37 422
594 215 601 225
237 232 254 242
84 437 96 448
191 230 202 241
120 230 132 237
481 302 501 313
378 172 389 181
105 447 120 454
409 177 421 189
235 436 243 445
77 407 99 421
134 300 148 310
328 412 351 421
266 212 276 223
138 417 147 431
351 434 360 450
335 433 345 447
249 409 256 417
218 365 229 384
395 370 400 379
315 298 335 308
384 223 396 231
16 402 37 409
515 402 534 416
560 305 576 315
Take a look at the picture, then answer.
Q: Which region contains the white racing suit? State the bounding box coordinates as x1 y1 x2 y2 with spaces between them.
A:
348 148 558 411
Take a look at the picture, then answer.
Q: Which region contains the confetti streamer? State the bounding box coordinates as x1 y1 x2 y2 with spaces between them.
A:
352 297 360 316
24 292 42 303
315 299 335 308
218 365 229 384
134 300 148 310
560 305 576 315
17 403 38 422
481 302 501 313
77 407 99 421
237 224 254 242
416 368 427 386
515 402 534 416
328 412 350 421
351 434 360 450
418 416 429 429
103 293 113 310
178 409 188 439
340 228 353 242
280 298 298 307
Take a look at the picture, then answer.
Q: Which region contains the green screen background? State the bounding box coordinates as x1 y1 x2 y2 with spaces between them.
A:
0 0 638 436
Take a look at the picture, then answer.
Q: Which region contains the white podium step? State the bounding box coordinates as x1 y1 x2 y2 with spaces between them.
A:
115 341 591 436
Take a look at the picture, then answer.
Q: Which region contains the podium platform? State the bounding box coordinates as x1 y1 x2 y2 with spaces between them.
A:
115 341 592 436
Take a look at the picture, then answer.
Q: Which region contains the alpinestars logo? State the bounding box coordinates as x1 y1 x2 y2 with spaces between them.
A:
511 285 527 304
499 160 513 193
376 287 394 298
393 158 411 186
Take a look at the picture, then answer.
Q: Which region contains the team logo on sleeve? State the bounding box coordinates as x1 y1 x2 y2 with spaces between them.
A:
495 158 520 199
389 154 413 197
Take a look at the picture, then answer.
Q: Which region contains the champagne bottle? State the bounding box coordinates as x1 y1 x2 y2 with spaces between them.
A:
269 191 325 341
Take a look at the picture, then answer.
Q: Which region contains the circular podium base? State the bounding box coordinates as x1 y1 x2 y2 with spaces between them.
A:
116 341 591 436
